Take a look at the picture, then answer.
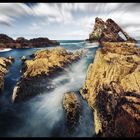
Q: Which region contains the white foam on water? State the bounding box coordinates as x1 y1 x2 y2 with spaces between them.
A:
0 48 12 52
8 57 95 137
85 42 99 49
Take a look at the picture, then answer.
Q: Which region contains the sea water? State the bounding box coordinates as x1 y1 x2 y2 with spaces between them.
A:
0 40 98 137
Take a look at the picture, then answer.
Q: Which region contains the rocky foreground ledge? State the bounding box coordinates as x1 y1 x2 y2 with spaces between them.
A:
80 18 140 137
12 47 85 103
0 34 59 49
0 57 14 92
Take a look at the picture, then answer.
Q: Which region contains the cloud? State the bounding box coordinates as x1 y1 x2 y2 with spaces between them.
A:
0 3 140 40
0 15 13 26
62 30 86 36
32 3 74 24
0 3 32 26
73 3 140 39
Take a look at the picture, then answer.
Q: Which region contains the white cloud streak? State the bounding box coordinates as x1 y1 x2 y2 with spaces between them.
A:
0 3 140 39
0 3 32 26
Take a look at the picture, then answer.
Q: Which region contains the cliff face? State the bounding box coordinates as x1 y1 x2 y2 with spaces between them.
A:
12 47 85 103
0 34 59 49
81 18 140 137
0 57 14 92
89 17 136 43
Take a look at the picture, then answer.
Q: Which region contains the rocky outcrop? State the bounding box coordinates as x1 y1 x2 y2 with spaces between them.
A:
0 34 16 48
88 17 136 43
63 92 81 131
0 34 14 44
89 17 106 42
0 34 59 49
12 47 85 103
80 18 140 137
15 37 29 48
0 56 14 92
28 38 60 48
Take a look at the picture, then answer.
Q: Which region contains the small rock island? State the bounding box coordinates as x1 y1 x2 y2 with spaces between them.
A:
63 92 81 132
0 34 59 49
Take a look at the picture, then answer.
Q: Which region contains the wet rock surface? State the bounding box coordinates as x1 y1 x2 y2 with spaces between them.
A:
63 92 81 132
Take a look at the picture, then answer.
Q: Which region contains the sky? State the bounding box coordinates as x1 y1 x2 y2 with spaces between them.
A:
0 3 140 40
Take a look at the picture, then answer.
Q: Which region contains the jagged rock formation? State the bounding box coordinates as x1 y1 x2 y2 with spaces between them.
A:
88 17 136 43
63 92 81 131
0 34 59 49
89 17 106 42
0 57 14 92
12 47 85 103
80 18 140 137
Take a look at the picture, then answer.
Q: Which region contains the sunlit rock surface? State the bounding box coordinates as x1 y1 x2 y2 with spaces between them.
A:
63 92 81 132
88 17 136 43
0 56 14 92
12 47 85 103
81 18 140 137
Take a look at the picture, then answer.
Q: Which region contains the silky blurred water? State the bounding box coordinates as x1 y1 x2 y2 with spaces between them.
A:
0 40 98 137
